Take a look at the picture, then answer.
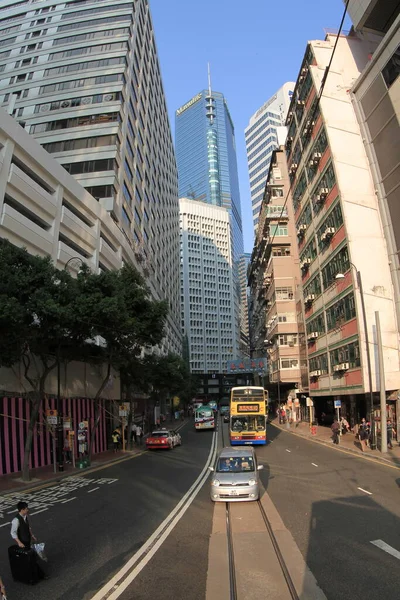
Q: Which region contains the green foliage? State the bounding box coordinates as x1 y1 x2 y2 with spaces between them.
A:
145 353 198 402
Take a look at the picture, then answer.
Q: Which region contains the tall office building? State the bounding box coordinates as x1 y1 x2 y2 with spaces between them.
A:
0 0 182 353
179 197 238 374
245 82 295 233
175 88 244 357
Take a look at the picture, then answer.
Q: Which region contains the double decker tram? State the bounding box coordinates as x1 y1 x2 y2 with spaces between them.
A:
229 386 268 445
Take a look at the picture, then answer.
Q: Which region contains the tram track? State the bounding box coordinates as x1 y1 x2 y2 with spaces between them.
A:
220 416 299 600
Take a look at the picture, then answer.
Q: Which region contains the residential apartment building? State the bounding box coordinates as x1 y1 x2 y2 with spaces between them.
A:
245 82 295 233
0 0 181 354
286 32 400 423
248 148 303 405
175 89 244 358
179 197 238 375
238 252 251 357
347 1 400 334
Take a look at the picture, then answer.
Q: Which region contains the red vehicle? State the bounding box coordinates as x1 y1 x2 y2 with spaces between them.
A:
146 429 181 450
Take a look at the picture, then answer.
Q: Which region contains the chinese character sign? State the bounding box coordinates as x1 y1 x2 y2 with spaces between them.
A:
226 358 268 374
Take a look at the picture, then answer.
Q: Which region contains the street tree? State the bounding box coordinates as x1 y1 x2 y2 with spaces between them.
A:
0 241 91 480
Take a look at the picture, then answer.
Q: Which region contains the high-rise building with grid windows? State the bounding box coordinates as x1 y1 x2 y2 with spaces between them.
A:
0 0 182 354
175 88 244 361
179 197 238 375
245 82 295 234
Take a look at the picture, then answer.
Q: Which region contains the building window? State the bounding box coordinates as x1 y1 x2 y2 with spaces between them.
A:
330 340 360 370
269 225 288 237
62 158 116 175
382 46 400 88
326 292 356 331
309 353 328 374
306 313 325 335
278 334 297 346
321 245 349 289
275 287 294 300
280 359 298 369
303 274 322 299
317 200 343 250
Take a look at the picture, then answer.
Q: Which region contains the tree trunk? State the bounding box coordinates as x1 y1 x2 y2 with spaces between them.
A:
22 394 41 482
88 361 111 461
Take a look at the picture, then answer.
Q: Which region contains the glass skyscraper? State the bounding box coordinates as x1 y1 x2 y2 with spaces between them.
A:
175 89 244 360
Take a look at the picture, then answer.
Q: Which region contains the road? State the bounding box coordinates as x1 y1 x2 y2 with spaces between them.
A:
260 424 400 600
0 419 399 600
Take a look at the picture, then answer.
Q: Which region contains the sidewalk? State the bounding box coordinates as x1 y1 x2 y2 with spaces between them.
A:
0 444 146 496
0 418 189 496
272 419 400 468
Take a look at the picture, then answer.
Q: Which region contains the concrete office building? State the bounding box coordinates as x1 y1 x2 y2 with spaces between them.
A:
175 88 244 358
0 0 182 354
245 82 295 233
286 32 400 423
248 148 303 406
179 197 238 377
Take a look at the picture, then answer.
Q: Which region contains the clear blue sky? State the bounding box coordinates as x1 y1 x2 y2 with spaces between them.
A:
150 0 351 253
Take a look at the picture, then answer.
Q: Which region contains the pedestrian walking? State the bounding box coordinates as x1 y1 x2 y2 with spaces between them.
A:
131 423 138 445
387 419 394 449
340 417 350 434
0 575 7 599
10 501 48 581
112 430 120 453
331 419 340 445
136 424 143 445
358 418 369 452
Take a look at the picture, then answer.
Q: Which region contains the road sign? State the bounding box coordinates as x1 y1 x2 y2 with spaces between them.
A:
47 416 57 426
306 397 314 407
334 400 342 408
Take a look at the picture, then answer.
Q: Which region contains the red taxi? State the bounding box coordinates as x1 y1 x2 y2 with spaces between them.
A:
146 429 181 450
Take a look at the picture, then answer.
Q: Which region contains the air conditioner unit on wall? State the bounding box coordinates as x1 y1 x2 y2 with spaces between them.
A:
40 103 51 113
324 227 335 238
305 294 315 304
297 224 307 237
308 332 319 340
310 370 322 377
339 362 349 371
290 163 298 173
60 100 72 108
81 96 93 105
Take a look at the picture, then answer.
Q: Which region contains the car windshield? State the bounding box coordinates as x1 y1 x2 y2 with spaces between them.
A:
216 456 255 473
231 416 265 431
151 432 169 438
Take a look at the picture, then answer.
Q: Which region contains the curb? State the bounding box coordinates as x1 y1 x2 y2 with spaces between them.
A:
0 450 145 496
271 422 400 470
0 420 189 496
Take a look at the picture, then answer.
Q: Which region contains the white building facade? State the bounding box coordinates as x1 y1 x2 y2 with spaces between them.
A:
0 0 182 354
179 198 239 373
245 82 295 233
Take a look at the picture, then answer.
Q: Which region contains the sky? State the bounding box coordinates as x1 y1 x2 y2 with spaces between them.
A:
150 0 352 253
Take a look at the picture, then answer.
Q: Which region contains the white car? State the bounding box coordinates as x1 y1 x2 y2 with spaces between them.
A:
146 428 182 450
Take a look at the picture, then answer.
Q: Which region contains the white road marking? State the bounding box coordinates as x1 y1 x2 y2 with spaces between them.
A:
61 497 77 503
0 522 10 528
312 463 318 467
90 429 218 600
87 487 100 493
370 540 400 560
286 449 291 453
30 508 49 515
358 487 372 495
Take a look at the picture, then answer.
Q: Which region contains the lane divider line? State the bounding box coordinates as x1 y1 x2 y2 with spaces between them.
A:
29 508 49 515
0 522 10 528
370 540 400 560
87 487 100 493
286 449 291 453
311 463 318 467
357 487 372 495
90 429 218 600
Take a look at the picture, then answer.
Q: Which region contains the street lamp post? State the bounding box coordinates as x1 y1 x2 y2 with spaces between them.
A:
336 266 375 448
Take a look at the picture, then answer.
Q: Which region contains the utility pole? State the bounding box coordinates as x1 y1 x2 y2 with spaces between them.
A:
375 312 387 453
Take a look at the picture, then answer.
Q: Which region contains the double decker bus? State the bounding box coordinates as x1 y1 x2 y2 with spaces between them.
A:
194 405 216 431
229 386 268 445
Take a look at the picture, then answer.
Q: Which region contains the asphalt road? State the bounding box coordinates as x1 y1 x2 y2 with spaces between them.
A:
258 424 400 600
1 420 399 600
0 421 214 600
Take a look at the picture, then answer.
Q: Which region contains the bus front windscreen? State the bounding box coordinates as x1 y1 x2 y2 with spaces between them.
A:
231 416 265 432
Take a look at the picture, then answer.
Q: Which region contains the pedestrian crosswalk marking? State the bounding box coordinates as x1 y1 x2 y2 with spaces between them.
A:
371 540 400 560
